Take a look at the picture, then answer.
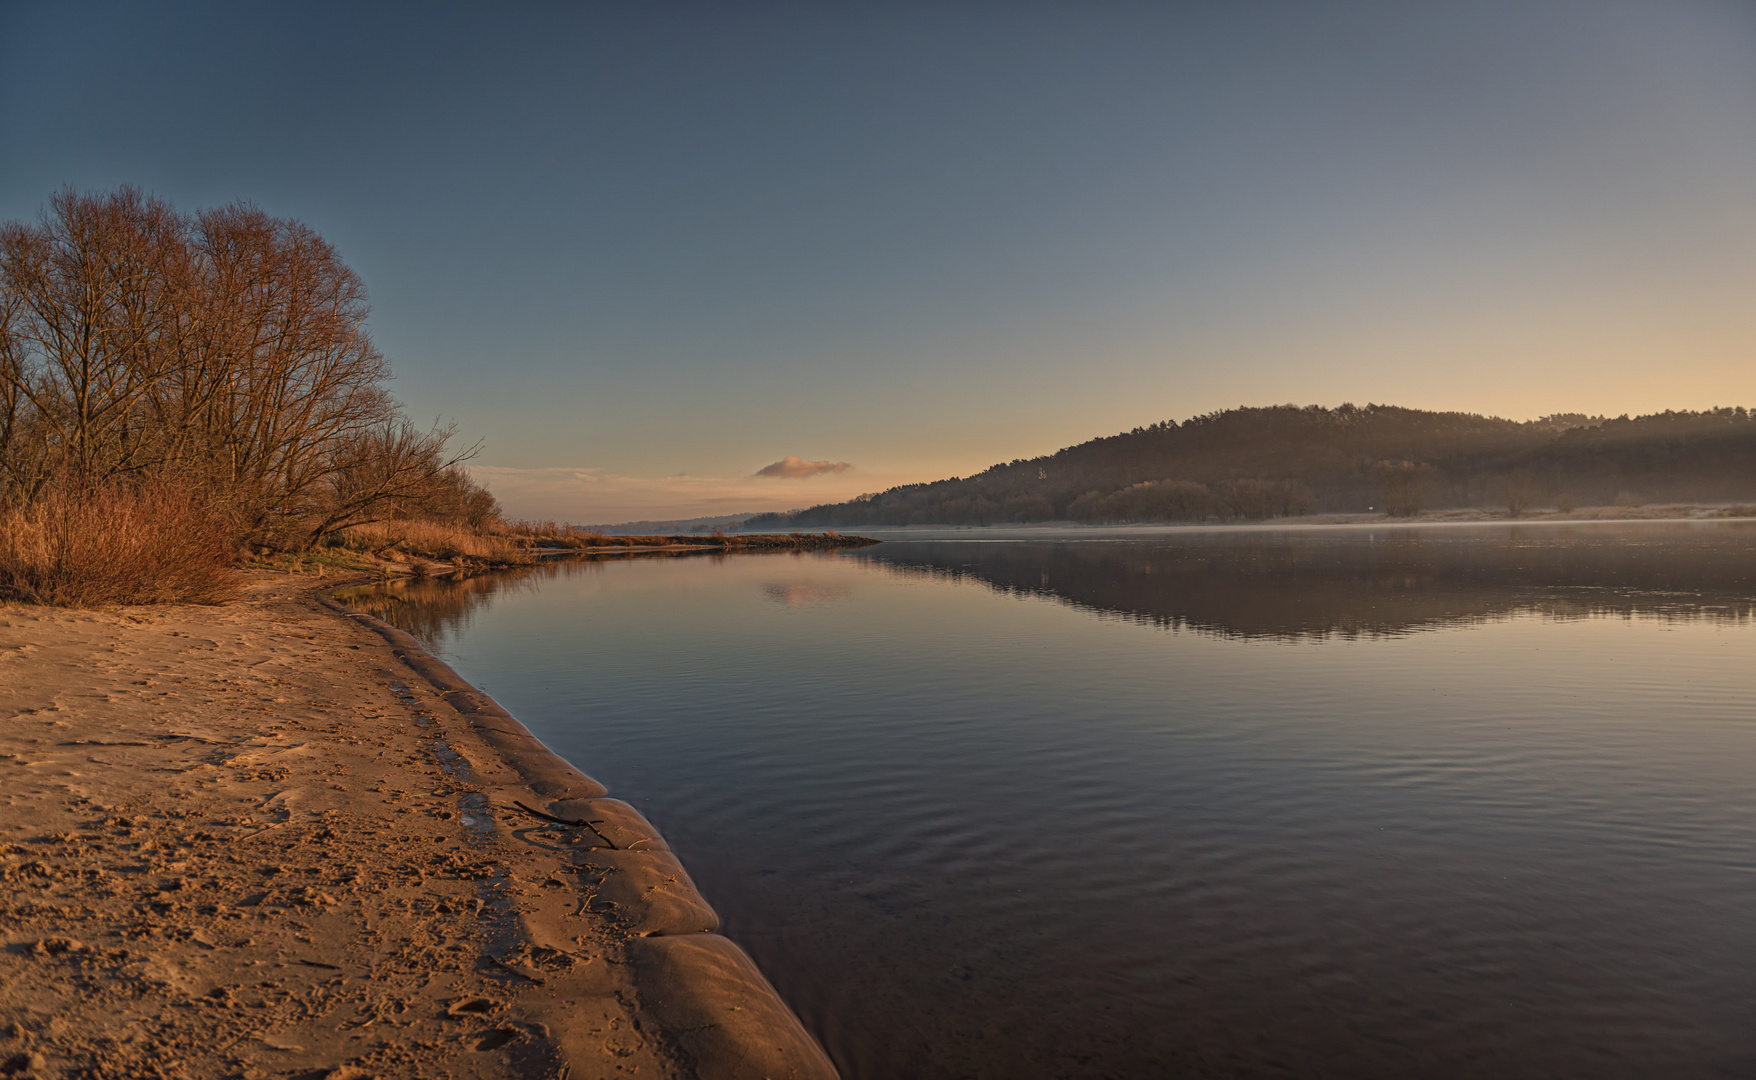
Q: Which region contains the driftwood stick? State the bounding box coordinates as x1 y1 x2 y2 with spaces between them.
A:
507 800 579 826
507 800 618 850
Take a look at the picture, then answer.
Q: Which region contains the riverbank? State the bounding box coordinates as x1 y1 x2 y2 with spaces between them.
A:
0 572 835 1079
261 532 878 581
556 534 877 553
1265 501 1756 526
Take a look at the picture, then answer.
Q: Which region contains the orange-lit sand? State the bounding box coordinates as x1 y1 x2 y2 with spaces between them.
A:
0 573 834 1079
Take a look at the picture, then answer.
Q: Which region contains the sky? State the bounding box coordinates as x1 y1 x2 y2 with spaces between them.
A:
4 1 1755 521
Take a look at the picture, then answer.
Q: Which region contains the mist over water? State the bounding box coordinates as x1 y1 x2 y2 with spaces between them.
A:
345 522 1756 1078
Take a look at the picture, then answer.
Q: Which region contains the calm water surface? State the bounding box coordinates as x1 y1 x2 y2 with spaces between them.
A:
345 523 1756 1078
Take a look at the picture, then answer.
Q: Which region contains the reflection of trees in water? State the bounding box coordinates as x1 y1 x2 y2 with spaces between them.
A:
760 581 853 606
854 527 1756 641
335 550 738 645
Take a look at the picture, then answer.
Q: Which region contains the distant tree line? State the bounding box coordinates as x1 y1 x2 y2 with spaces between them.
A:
749 403 1756 528
0 187 496 553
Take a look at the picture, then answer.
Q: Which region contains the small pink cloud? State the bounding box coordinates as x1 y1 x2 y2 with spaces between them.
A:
754 455 853 479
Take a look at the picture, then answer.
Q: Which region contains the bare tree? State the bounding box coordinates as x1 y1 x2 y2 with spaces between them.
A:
1374 460 1438 517
1500 469 1537 518
0 188 193 490
0 265 36 502
0 187 475 552
163 204 399 544
301 418 478 548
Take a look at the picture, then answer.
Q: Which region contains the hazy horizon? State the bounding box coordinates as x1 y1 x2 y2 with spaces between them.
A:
7 1 1754 520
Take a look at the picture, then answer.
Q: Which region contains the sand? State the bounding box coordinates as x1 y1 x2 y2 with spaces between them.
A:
0 572 835 1080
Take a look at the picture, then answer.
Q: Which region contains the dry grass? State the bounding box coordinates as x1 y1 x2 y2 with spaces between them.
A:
0 486 238 607
336 519 535 565
489 519 602 549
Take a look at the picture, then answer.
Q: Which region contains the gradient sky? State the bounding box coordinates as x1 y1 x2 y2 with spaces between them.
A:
5 1 1755 521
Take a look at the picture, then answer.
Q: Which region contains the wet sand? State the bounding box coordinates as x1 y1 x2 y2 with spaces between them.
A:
0 572 833 1080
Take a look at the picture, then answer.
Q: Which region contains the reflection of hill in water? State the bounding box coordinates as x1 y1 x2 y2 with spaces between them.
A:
854 525 1756 640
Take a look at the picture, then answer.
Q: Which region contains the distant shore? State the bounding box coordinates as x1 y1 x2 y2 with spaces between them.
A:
832 503 1756 537
1263 502 1756 527
263 531 876 583
544 532 879 555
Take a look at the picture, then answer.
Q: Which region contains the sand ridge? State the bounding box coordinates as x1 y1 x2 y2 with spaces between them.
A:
0 573 835 1080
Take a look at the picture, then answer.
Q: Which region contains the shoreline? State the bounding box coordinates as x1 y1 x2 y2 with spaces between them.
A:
325 590 838 1079
0 572 836 1079
279 532 879 586
837 505 1756 540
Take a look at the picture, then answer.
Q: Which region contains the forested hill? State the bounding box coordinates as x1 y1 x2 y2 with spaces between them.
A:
746 404 1756 527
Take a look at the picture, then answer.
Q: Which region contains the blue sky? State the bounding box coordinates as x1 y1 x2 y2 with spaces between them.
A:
5 1 1755 520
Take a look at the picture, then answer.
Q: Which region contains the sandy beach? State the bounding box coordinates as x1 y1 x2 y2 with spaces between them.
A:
0 573 834 1080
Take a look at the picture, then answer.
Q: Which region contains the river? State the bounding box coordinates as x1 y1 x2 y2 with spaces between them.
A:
342 521 1756 1078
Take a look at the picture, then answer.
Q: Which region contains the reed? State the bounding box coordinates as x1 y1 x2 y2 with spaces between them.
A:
335 519 535 565
0 485 237 607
